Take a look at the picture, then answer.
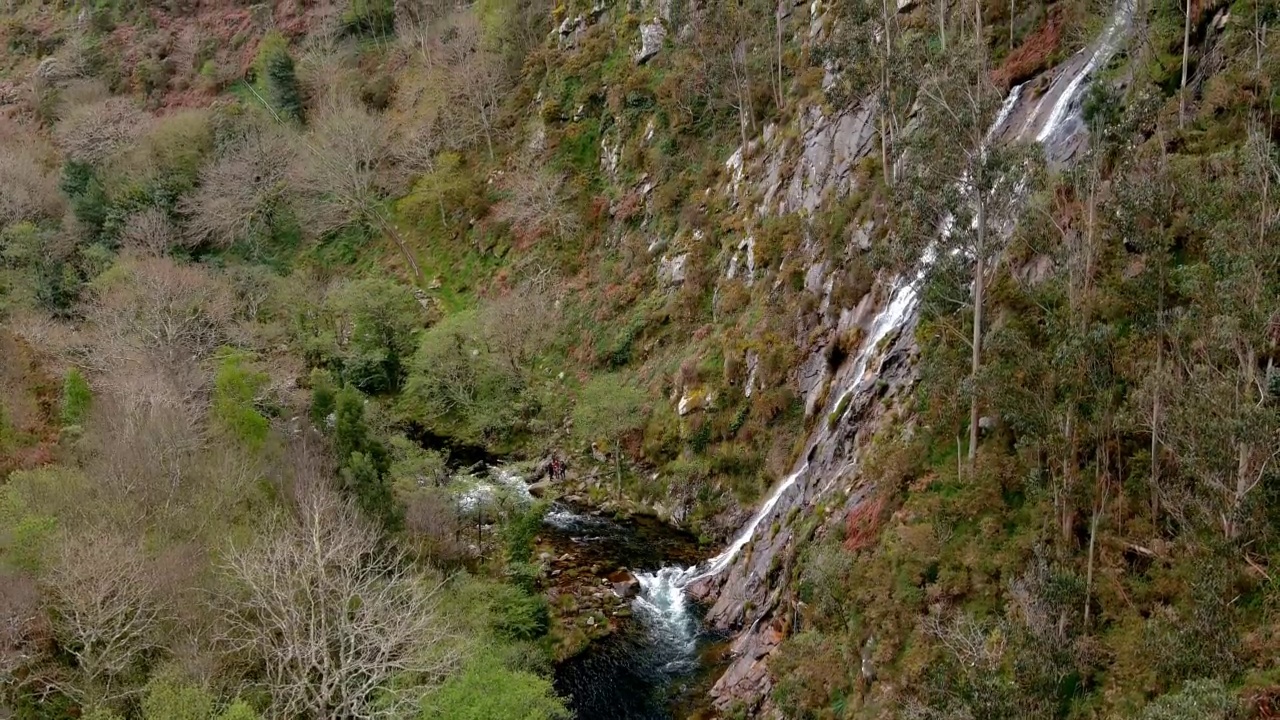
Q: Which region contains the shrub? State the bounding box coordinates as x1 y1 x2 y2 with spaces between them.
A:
1139 679 1241 720
61 368 92 427
342 0 396 37
212 349 270 449
419 649 568 720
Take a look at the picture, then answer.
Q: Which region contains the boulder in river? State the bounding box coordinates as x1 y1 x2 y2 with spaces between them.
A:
608 569 639 599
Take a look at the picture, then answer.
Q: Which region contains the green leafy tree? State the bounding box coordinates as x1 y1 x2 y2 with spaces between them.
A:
419 650 569 720
254 32 303 123
309 368 338 429
402 310 525 447
61 160 110 240
332 385 397 527
141 675 215 720
572 376 646 499
340 450 399 530
328 278 424 393
216 702 263 720
61 367 92 427
212 350 270 449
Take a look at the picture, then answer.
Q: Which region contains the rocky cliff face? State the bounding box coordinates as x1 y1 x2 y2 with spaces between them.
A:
535 0 1139 709
674 1 1137 712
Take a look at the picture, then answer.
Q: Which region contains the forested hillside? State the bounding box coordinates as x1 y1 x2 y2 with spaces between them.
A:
0 0 1277 718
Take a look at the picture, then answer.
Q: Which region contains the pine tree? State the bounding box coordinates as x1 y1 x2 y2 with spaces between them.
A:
265 49 304 123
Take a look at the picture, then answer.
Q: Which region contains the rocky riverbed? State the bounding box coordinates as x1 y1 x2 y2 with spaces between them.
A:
532 502 727 719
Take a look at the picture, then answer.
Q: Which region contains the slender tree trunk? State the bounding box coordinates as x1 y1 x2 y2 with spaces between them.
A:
975 0 983 48
880 114 892 187
1061 410 1076 543
1151 328 1162 522
968 196 986 464
377 215 425 283
1010 0 1015 50
775 8 785 110
1084 471 1106 628
1179 0 1192 127
614 439 622 501
939 0 947 51
957 434 963 479
1230 442 1251 540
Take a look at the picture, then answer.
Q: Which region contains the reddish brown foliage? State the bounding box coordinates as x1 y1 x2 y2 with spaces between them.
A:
1252 687 1280 719
992 8 1065 90
0 330 60 477
844 496 887 553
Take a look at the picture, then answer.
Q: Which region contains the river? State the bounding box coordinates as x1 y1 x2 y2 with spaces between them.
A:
540 505 727 719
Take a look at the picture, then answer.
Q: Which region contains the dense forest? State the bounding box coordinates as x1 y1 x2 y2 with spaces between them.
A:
0 0 1278 718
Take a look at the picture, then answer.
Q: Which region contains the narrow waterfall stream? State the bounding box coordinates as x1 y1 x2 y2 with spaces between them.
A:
542 5 1135 714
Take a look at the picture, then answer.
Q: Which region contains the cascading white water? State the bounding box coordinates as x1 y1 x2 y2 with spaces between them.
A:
457 466 533 511
622 63 1040 651
553 9 1137 712
1019 0 1136 146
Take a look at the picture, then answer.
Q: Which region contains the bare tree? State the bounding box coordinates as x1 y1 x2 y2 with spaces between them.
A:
120 208 181 257
490 164 579 242
54 97 148 165
216 490 462 719
84 256 236 372
0 573 53 702
395 0 452 68
291 99 424 280
436 10 508 160
0 119 64 225
44 529 168 705
178 124 296 250
480 272 561 374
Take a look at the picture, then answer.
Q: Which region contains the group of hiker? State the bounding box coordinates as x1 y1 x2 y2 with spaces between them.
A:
548 454 568 481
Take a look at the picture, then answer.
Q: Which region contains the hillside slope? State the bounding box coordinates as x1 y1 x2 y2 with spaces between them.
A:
1 0 1279 718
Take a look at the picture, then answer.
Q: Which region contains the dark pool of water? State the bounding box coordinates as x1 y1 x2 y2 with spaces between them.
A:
542 505 727 720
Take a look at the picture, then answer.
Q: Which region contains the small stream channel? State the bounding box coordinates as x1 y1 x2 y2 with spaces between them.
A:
540 505 728 719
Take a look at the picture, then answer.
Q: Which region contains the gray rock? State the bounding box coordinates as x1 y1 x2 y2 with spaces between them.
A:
783 99 879 215
805 261 827 295
636 21 666 63
657 252 688 286
851 220 873 251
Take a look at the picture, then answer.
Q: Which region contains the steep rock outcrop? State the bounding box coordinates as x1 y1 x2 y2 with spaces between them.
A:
686 0 1139 712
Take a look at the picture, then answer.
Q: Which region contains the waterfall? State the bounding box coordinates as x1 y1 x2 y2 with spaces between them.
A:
457 466 533 511
1016 0 1136 148
553 8 1138 711
626 71 1040 630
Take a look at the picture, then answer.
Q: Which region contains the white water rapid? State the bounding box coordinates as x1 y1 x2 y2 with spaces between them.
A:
457 466 532 511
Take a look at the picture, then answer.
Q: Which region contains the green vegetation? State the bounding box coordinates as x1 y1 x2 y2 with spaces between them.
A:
254 32 303 122
60 368 92 427
0 0 1277 715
